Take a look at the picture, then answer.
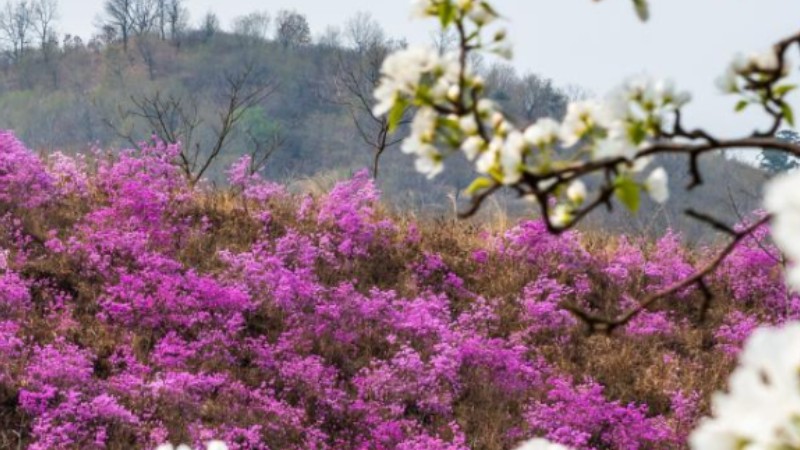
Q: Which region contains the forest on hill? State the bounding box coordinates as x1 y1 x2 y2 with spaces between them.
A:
0 0 778 240
1 0 800 448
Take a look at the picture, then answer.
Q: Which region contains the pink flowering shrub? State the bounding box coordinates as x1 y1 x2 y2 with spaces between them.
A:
0 131 790 449
0 132 54 208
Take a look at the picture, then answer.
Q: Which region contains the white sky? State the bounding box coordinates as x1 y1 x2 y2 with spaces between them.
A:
58 0 800 137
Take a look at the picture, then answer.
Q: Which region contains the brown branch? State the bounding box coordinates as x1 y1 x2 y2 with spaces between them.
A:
563 215 771 334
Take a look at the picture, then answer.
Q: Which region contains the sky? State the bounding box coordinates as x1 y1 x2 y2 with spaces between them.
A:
58 0 800 138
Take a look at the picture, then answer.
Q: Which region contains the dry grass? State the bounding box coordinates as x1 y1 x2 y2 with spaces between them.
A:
0 186 759 449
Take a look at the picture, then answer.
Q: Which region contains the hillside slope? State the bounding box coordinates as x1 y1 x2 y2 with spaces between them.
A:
0 133 790 449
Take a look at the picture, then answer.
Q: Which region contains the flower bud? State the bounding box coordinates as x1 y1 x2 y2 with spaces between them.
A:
566 181 587 205
447 85 461 102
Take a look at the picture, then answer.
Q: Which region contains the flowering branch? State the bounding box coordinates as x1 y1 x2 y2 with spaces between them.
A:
564 215 771 334
373 0 800 330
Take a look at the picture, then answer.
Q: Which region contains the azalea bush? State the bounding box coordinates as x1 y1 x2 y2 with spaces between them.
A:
0 130 794 449
370 1 800 448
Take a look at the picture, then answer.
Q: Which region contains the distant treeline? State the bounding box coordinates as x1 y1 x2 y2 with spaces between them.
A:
0 0 771 240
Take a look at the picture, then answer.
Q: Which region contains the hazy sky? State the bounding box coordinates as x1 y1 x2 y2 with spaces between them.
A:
57 0 800 137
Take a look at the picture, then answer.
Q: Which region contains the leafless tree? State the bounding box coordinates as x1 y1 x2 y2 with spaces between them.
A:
344 12 383 54
240 118 286 177
518 73 567 122
31 0 57 61
331 38 411 178
103 0 133 50
129 0 157 36
109 63 277 185
154 0 165 39
164 0 186 44
0 1 34 62
200 11 218 43
430 27 458 55
317 25 342 48
232 11 270 44
275 9 310 50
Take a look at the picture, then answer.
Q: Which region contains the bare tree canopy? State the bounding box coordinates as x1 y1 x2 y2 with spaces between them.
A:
110 63 277 185
164 0 187 43
129 0 158 36
0 0 34 61
275 9 310 50
200 11 218 43
232 11 270 43
344 11 384 54
31 0 57 57
331 33 411 178
102 0 133 50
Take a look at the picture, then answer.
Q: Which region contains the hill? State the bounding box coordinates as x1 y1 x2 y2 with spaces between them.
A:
0 5 770 240
0 133 789 449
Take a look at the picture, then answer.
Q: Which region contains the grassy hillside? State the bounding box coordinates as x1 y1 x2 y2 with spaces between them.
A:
0 133 789 449
0 22 771 241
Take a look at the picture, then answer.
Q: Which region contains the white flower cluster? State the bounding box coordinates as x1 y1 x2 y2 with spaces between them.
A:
156 441 228 450
565 76 689 169
689 322 800 449
514 438 573 450
766 172 800 291
372 45 465 179
411 0 499 25
373 46 460 118
716 49 783 94
374 1 684 227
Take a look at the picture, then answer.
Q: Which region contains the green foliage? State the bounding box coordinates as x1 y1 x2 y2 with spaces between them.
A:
388 97 408 133
633 0 650 21
614 176 641 212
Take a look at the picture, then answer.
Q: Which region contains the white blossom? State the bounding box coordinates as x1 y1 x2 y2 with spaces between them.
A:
472 75 485 90
492 43 514 60
630 155 653 173
403 134 443 178
524 118 560 147
411 0 436 19
206 441 229 450
457 0 474 10
501 131 526 184
566 180 587 205
414 146 444 178
447 85 461 102
610 76 690 124
0 249 7 272
476 136 503 174
648 78 691 108
157 443 225 450
408 107 438 145
560 100 611 147
715 67 739 94
765 172 800 290
689 322 800 449
477 98 496 115
751 49 781 72
593 133 638 161
514 438 573 450
645 167 669 203
462 135 485 160
550 204 573 228
459 115 479 135
155 445 184 450
372 46 451 116
728 49 782 76
468 3 498 25
402 108 446 178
